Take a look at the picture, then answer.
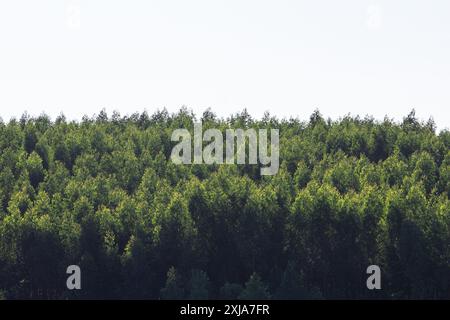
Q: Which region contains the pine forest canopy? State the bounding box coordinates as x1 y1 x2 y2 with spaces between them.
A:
0 108 449 299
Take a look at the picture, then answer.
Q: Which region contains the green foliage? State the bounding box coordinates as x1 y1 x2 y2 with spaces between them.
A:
239 273 271 300
275 262 308 299
160 267 185 300
188 269 211 299
0 109 448 299
220 283 244 299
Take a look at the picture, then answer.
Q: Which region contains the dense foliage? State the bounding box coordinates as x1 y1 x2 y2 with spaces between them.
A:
0 108 449 299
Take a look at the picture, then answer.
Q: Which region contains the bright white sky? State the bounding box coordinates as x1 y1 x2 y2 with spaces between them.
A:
0 0 449 130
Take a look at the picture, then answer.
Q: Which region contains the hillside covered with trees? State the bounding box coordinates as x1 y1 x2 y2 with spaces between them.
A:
0 108 449 299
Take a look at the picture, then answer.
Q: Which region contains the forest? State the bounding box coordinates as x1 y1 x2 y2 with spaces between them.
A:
0 108 449 299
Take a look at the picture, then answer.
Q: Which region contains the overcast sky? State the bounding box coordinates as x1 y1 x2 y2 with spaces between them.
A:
0 0 449 130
